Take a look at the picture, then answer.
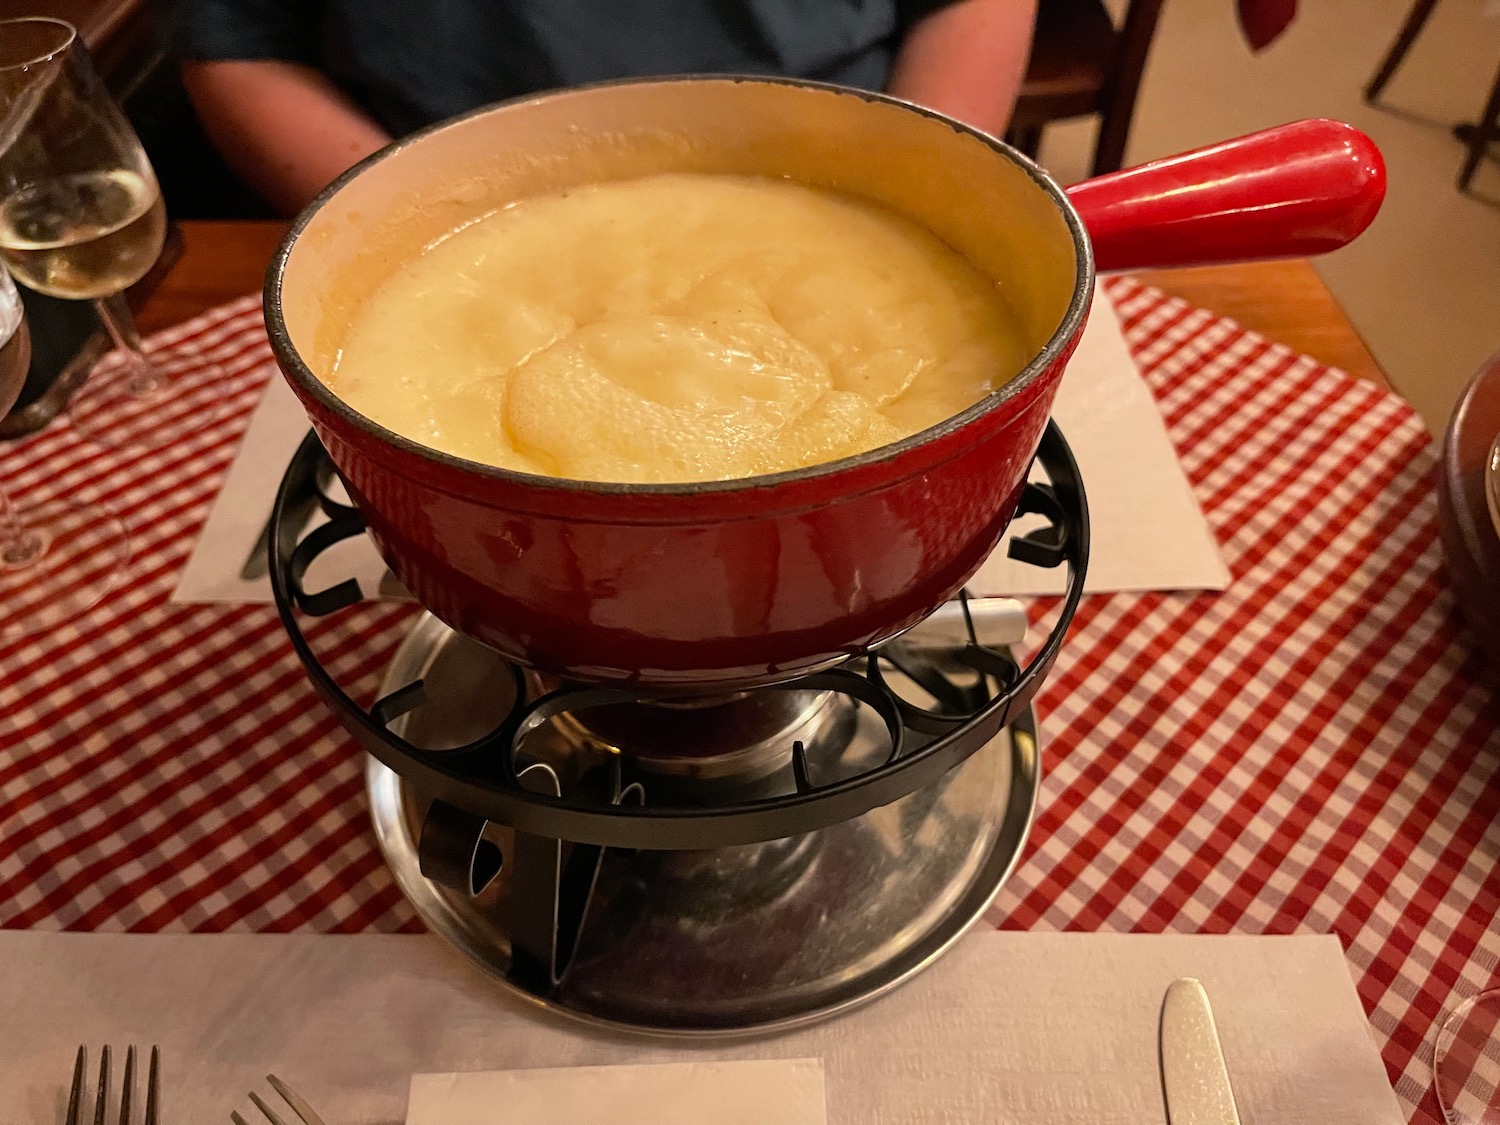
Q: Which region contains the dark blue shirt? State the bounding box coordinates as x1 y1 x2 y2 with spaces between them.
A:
171 1 953 138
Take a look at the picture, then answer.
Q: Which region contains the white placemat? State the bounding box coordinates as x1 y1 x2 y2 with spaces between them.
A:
974 287 1231 596
171 290 1228 605
408 1059 826 1125
0 929 1401 1125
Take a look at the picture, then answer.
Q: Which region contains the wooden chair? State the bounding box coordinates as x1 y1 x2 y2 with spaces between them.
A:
1005 0 1167 177
1364 0 1500 191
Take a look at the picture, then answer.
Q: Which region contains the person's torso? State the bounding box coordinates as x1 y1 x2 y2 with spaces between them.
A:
319 0 904 136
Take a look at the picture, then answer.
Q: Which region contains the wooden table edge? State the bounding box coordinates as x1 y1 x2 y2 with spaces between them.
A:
1128 259 1392 392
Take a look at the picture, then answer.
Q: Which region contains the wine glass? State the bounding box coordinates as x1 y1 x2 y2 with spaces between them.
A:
0 258 129 635
0 16 221 448
1486 434 1498 539
1435 989 1500 1125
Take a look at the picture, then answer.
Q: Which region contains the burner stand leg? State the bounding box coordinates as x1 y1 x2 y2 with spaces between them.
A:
506 760 645 993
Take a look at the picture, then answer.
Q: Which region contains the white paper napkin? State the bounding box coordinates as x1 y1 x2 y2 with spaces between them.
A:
973 288 1231 596
408 1059 826 1125
170 373 391 604
171 289 1228 604
0 929 1403 1125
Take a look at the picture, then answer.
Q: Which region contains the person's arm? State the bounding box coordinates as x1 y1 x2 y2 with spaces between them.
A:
887 0 1038 138
181 59 393 217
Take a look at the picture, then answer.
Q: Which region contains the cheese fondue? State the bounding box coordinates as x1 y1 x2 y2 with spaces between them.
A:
329 173 1029 483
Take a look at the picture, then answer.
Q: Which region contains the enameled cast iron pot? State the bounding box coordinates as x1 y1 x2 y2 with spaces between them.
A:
266 77 1384 694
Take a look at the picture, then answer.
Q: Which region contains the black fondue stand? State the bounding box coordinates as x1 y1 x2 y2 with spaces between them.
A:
269 424 1088 1034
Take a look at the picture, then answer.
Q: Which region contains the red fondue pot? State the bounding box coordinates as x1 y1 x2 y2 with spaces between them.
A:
266 78 1383 694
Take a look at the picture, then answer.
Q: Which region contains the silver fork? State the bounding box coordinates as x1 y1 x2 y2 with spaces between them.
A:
231 1075 328 1125
65 1045 160 1125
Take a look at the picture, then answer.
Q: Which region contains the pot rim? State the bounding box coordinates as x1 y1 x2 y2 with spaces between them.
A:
264 73 1095 498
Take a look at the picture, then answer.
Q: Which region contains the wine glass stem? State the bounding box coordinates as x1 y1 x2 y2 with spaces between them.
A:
93 292 164 398
0 482 43 568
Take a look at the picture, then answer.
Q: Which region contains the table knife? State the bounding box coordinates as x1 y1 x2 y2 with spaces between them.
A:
1160 977 1241 1125
240 455 336 581
240 487 320 580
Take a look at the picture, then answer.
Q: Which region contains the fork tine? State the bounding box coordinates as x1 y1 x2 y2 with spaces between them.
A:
144 1046 160 1125
120 1045 136 1125
267 1075 329 1125
248 1091 292 1125
230 1114 253 1125
92 1046 111 1125
65 1046 86 1125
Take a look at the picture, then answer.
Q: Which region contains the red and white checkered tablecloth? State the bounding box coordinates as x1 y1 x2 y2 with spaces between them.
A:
2 278 1496 1122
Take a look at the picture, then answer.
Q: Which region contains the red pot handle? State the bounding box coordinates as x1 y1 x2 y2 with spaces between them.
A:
1064 119 1386 272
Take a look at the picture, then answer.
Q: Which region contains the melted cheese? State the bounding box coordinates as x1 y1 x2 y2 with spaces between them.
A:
329 174 1029 483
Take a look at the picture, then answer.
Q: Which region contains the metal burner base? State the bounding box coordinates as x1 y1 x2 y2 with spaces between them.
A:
365 616 1040 1037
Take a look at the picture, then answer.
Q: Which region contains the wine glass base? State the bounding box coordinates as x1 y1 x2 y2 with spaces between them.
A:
0 497 130 636
68 358 230 450
1435 988 1500 1125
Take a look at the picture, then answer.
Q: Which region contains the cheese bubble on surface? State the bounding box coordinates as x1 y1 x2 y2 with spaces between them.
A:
329 174 1029 483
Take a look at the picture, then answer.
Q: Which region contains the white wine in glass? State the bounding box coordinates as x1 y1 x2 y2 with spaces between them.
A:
0 17 221 449
0 259 130 636
0 168 167 299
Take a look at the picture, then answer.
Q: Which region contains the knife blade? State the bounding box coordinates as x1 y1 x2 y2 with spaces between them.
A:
240 456 338 581
239 486 320 581
1160 978 1241 1125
